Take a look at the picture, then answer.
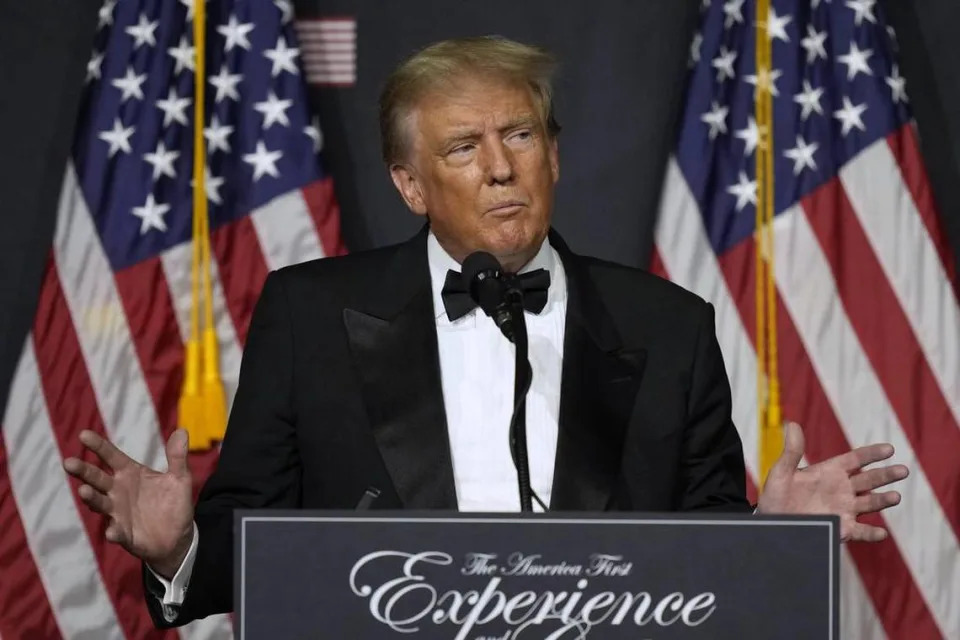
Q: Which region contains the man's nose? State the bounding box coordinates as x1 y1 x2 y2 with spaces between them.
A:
481 140 515 184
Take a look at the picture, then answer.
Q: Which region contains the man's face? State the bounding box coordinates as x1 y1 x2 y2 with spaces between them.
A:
390 76 559 271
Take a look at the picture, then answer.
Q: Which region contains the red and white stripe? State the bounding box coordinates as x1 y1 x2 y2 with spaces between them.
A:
0 162 341 638
654 124 960 639
294 18 357 87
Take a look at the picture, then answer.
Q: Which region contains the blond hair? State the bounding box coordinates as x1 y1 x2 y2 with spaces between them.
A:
378 35 560 164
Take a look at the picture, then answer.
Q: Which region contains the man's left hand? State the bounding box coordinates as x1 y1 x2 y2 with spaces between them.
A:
756 422 909 542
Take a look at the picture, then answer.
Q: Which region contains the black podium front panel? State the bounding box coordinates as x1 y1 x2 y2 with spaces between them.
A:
235 512 838 639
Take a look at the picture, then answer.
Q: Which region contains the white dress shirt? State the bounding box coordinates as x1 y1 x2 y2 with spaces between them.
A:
427 231 567 511
150 232 568 616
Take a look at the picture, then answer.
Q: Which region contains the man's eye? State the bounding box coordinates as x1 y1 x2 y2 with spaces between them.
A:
449 144 474 155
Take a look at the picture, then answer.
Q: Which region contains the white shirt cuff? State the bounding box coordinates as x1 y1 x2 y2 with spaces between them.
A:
146 522 199 621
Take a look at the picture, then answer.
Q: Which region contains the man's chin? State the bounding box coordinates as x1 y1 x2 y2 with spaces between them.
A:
481 228 546 271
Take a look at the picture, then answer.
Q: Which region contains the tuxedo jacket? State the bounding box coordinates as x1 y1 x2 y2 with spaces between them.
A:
145 227 750 626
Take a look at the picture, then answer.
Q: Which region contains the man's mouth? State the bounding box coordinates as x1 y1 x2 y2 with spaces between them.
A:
486 201 527 216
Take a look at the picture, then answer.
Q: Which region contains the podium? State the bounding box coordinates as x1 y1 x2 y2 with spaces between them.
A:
234 511 838 639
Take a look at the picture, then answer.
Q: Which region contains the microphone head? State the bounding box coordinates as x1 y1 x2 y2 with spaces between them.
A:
461 251 502 285
461 251 504 315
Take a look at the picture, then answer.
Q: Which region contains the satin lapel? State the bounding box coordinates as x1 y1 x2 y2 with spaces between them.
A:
342 230 457 509
549 232 647 511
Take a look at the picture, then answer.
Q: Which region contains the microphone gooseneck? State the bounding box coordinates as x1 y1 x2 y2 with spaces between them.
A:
508 309 534 511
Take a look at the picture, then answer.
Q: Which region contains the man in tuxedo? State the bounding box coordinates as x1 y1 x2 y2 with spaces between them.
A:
63 36 908 627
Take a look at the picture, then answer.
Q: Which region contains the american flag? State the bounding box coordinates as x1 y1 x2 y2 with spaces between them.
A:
0 0 343 637
294 17 358 87
653 0 959 638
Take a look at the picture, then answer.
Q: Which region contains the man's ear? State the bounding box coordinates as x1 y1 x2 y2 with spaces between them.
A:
548 137 560 184
389 163 428 216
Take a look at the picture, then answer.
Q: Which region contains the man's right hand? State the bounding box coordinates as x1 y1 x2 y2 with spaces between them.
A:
63 429 195 580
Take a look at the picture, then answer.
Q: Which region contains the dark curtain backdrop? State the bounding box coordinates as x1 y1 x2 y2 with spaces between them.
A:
0 0 102 421
1 0 958 417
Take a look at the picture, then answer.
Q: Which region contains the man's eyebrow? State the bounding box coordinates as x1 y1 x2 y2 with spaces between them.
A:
498 115 538 131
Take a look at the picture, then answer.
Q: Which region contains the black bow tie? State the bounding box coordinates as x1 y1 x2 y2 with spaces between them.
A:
441 268 551 322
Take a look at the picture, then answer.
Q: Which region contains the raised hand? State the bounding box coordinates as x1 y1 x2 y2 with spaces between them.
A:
756 422 909 542
63 429 195 578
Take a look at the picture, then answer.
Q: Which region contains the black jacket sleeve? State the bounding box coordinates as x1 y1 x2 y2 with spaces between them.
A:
677 303 752 512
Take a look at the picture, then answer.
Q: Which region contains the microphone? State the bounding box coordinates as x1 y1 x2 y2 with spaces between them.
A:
461 251 522 342
460 251 543 512
354 486 380 511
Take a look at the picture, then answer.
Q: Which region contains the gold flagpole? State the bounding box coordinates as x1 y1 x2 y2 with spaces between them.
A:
179 0 227 450
755 0 782 484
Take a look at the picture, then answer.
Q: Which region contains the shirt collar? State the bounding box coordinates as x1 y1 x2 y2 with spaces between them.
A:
427 230 560 323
